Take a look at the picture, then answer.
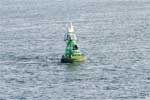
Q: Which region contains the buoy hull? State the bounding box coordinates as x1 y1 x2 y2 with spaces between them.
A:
61 55 86 63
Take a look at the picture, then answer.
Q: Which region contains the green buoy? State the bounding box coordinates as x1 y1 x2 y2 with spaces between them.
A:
61 23 86 63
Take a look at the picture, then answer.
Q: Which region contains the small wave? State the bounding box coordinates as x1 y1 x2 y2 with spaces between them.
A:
136 96 150 100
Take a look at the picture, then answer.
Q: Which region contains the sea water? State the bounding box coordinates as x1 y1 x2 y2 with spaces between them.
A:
0 0 150 100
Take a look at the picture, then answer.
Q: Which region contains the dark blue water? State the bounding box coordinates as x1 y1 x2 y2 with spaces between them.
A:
0 0 150 100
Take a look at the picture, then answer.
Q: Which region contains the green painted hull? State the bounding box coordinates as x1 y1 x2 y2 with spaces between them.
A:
61 55 86 63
